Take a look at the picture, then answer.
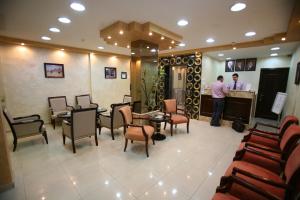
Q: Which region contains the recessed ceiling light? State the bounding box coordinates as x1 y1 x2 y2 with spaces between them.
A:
119 30 124 35
177 19 189 26
147 46 150 49
61 48 64 51
271 47 280 51
49 27 60 33
233 47 237 50
218 53 224 57
281 37 286 41
245 31 256 37
230 2 246 12
206 38 215 43
114 42 118 46
149 32 153 36
270 53 278 57
131 52 135 55
107 36 112 39
161 36 165 40
178 43 186 47
58 17 71 24
150 48 156 52
226 57 231 60
98 46 104 49
41 36 51 41
171 40 175 44
126 45 130 48
21 43 25 46
298 19 300 24
70 2 85 11
169 46 172 49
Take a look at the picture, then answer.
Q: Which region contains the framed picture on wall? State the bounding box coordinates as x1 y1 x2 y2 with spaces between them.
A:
104 67 117 79
235 59 245 71
295 62 300 85
245 58 257 71
121 72 127 79
178 73 182 80
225 60 235 72
44 63 64 78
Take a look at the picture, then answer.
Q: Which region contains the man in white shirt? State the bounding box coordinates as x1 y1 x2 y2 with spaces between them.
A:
228 73 245 90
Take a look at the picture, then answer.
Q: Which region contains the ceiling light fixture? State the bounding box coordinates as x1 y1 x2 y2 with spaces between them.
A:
61 48 64 51
131 52 135 55
226 57 231 60
281 37 286 41
107 36 112 39
41 36 51 41
147 46 150 49
149 32 153 36
178 43 186 47
70 2 85 11
58 17 71 24
150 48 156 52
49 27 60 33
270 53 278 57
177 19 189 26
114 42 118 46
230 2 246 12
98 46 104 49
271 47 280 51
161 36 165 40
233 47 237 50
169 46 172 49
119 30 124 35
21 43 25 46
206 38 215 43
218 53 224 57
126 45 130 48
245 31 256 37
171 40 175 44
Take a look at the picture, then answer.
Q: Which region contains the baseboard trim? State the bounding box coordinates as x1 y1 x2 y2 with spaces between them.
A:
0 182 15 193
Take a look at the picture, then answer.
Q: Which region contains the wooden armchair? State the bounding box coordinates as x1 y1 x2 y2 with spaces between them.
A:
119 105 155 157
75 94 98 109
2 108 48 151
48 96 73 129
163 99 189 136
62 108 97 153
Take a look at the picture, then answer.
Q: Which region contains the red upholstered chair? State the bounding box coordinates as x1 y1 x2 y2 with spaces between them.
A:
119 106 155 157
214 143 300 200
234 125 300 174
163 99 189 136
242 116 299 149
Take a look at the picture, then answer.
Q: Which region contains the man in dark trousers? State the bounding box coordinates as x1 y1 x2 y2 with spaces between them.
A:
210 75 228 126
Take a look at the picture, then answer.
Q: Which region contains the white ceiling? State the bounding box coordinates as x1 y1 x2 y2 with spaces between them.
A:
205 42 300 61
0 0 297 56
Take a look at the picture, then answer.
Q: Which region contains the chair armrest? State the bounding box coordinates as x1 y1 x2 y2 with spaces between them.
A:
63 120 71 126
243 147 285 164
12 119 44 135
66 105 74 111
132 112 151 120
177 108 188 116
253 122 279 130
91 103 98 107
100 113 111 118
244 142 282 154
14 114 41 121
217 175 282 200
249 129 278 136
232 167 288 189
251 132 280 141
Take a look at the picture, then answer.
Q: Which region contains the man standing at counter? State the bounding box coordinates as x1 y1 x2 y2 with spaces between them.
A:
211 75 229 126
229 73 245 90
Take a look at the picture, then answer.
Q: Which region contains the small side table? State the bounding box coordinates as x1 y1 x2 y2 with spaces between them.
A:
150 115 168 141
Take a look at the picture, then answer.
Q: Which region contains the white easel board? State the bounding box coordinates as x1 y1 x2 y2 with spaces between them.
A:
271 92 287 115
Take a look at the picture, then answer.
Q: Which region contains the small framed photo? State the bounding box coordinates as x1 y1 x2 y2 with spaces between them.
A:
225 60 235 72
235 59 245 71
105 67 117 79
121 72 127 79
295 62 300 85
178 73 182 80
245 58 257 71
44 63 64 78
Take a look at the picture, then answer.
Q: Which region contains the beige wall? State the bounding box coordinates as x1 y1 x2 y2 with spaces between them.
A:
201 55 222 87
284 45 300 118
0 44 130 123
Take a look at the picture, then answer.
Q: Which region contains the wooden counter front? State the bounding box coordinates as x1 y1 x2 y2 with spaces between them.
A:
200 90 256 124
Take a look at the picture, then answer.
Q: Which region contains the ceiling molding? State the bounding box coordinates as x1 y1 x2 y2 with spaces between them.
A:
0 35 130 58
286 0 300 41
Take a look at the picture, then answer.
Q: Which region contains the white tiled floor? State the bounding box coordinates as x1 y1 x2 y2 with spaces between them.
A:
0 120 245 200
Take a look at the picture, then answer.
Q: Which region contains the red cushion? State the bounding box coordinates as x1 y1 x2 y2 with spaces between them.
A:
225 161 285 200
212 193 240 200
245 134 279 149
171 114 188 124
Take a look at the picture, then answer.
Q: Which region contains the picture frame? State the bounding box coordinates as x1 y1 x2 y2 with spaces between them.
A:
235 59 245 71
121 72 127 79
295 62 300 85
104 67 117 79
245 58 257 71
225 60 235 72
44 63 64 78
178 73 182 80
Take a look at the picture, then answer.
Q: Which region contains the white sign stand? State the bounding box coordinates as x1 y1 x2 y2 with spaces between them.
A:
271 92 287 124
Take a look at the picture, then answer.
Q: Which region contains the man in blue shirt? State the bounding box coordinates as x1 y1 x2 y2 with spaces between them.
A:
228 73 245 90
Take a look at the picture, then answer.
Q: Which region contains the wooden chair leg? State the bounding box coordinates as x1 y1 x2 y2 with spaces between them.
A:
98 126 102 135
171 123 173 136
52 119 56 129
124 139 128 152
152 138 155 145
111 129 115 140
63 135 66 145
145 140 149 157
13 138 17 152
94 132 98 146
72 139 76 153
43 131 48 144
187 120 190 133
164 122 167 130
175 124 177 128
131 140 133 143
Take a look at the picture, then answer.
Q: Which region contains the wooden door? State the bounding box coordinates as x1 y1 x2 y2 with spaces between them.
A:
255 68 289 119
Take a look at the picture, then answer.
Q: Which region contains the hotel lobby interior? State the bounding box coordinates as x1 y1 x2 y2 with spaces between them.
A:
1 0 300 199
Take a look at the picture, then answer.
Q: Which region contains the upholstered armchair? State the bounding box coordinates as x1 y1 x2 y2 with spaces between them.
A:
163 99 189 136
48 96 73 129
99 102 130 140
2 108 48 151
62 108 98 153
119 105 155 157
75 94 98 109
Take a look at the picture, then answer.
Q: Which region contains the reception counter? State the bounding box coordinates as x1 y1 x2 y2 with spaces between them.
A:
200 89 256 124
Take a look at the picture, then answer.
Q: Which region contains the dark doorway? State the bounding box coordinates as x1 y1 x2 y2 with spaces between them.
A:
255 68 289 119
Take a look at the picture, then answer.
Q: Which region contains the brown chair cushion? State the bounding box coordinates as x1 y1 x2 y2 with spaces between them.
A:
171 114 188 124
245 134 279 149
164 99 177 113
225 161 285 200
125 125 154 141
212 193 240 200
